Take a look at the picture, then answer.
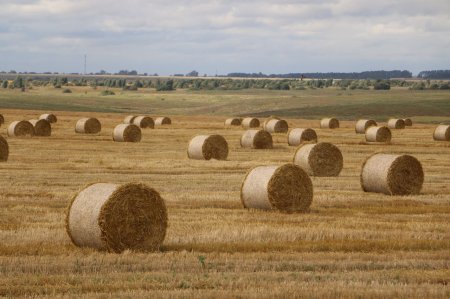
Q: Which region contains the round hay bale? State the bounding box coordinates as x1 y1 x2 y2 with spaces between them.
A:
29 119 51 136
403 118 413 126
7 121 34 137
355 119 377 134
433 125 450 141
365 126 391 143
66 183 168 253
361 153 424 195
242 117 260 128
187 135 228 160
0 135 9 162
288 128 317 146
225 118 242 126
240 129 273 149
132 116 154 129
123 115 137 124
293 142 343 177
320 118 339 129
240 163 313 213
387 119 405 129
263 118 288 133
75 118 101 134
39 113 57 123
0 114 4 126
113 124 142 142
155 117 171 126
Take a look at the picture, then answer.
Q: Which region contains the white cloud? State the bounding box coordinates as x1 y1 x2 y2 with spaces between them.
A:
0 0 449 74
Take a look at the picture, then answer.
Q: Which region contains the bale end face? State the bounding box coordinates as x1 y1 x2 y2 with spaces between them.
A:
66 183 168 253
29 119 51 136
403 118 413 126
294 142 343 177
361 153 424 195
188 135 229 160
225 118 242 126
241 164 313 213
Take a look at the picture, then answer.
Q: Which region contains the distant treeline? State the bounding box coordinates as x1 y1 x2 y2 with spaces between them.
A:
227 70 413 79
417 70 450 79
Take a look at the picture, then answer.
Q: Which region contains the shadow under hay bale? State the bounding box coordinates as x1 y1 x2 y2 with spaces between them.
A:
113 124 142 142
7 121 34 137
242 117 260 128
188 135 228 160
320 118 339 129
288 128 317 146
293 142 343 177
403 118 413 126
387 119 405 129
263 118 288 133
0 135 8 162
361 153 424 195
29 119 51 136
66 183 168 253
155 117 171 126
225 118 242 126
123 115 137 124
365 126 391 143
433 125 450 141
241 163 313 213
355 119 377 134
75 118 101 134
39 113 57 124
133 116 154 129
241 129 273 149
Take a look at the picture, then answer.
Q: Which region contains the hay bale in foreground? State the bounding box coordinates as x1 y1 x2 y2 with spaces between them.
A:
242 117 260 128
39 113 57 123
263 118 288 133
0 135 9 162
0 114 4 126
155 117 171 126
7 121 34 137
293 142 343 176
188 135 228 160
225 118 242 126
241 163 313 213
75 118 101 134
240 130 273 149
113 124 142 142
361 153 424 195
365 126 391 143
132 116 154 129
29 119 51 136
66 183 167 253
124 115 137 124
320 118 339 129
355 119 377 134
404 118 413 126
433 125 450 141
288 128 317 146
387 119 405 129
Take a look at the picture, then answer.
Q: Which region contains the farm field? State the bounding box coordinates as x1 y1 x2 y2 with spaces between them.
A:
0 87 449 298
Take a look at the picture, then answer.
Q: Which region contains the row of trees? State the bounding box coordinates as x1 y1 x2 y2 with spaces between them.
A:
227 70 413 79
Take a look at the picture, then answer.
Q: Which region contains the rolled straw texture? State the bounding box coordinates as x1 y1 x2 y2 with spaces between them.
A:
360 153 424 195
240 130 273 149
113 124 142 142
288 128 317 146
187 135 229 160
293 142 343 177
240 163 313 213
355 119 377 134
75 118 101 134
66 183 168 253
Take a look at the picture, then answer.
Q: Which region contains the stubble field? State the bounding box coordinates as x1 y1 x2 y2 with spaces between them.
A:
0 86 449 298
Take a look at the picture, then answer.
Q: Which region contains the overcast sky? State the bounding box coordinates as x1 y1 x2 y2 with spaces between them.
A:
0 0 449 75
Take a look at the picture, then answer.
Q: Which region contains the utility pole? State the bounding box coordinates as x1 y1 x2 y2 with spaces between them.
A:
84 54 87 75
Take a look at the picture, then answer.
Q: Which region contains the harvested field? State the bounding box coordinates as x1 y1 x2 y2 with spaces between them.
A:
0 87 449 298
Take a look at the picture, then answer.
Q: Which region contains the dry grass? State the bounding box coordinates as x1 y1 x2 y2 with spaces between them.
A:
0 99 449 297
